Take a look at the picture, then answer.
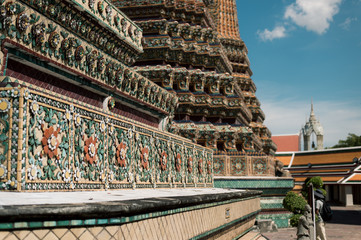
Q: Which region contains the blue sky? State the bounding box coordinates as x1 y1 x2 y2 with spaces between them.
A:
236 0 361 147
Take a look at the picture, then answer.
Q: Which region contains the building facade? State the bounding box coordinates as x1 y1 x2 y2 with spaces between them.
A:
278 147 361 206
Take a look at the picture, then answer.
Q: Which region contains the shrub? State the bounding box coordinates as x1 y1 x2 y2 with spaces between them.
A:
283 191 307 214
290 214 302 227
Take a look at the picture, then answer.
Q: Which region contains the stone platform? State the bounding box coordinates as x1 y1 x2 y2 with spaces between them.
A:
0 188 262 240
262 205 361 240
214 176 294 228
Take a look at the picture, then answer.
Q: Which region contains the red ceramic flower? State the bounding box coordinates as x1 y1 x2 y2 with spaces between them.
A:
187 157 193 173
140 146 149 169
116 142 127 167
84 136 97 164
198 158 203 174
160 151 168 171
41 126 60 159
175 153 181 172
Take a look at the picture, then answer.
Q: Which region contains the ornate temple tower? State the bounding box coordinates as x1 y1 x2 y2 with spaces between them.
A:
206 0 275 155
302 103 324 150
113 0 276 166
111 4 295 229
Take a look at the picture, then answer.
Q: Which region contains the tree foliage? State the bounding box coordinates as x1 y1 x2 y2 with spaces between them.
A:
332 133 361 148
301 176 324 199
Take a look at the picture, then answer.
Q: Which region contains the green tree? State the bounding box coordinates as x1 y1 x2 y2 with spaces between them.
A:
332 133 361 148
301 176 324 199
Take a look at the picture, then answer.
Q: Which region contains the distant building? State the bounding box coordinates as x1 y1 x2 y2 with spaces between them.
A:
272 103 323 153
272 134 301 152
274 104 361 206
277 147 361 206
301 103 324 150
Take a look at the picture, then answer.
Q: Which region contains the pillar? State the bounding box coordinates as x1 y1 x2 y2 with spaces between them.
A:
339 185 345 205
325 185 330 201
316 135 324 150
345 185 354 206
303 135 310 151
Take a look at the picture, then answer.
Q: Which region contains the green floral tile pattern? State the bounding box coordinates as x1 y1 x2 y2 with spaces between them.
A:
257 213 292 228
0 87 212 191
260 197 284 209
214 178 294 189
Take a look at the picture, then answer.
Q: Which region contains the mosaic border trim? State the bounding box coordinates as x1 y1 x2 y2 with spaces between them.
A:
214 178 294 189
232 227 259 240
190 210 260 240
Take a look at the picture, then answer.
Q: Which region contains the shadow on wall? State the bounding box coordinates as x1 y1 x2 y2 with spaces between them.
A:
328 208 361 225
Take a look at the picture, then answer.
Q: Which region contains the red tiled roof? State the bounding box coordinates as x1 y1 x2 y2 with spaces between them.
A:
272 134 300 152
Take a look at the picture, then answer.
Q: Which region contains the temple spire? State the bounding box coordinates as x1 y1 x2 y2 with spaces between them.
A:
302 102 324 150
310 99 316 121
206 0 242 40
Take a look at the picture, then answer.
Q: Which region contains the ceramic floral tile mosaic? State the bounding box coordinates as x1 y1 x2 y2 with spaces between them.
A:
0 87 212 191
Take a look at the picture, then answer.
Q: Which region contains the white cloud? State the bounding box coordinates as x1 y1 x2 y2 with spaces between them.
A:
257 26 287 41
261 98 361 148
284 0 342 34
339 17 357 30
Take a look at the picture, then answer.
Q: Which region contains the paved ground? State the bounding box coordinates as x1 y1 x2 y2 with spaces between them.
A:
262 205 361 240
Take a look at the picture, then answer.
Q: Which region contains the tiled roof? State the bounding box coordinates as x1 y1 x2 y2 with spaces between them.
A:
276 147 361 185
272 134 300 152
276 155 293 167
292 151 359 166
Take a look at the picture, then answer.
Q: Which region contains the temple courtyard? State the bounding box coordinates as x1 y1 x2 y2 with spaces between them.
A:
262 205 361 240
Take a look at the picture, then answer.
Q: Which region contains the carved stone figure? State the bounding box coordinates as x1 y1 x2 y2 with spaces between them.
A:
275 159 291 177
297 204 312 240
305 204 315 240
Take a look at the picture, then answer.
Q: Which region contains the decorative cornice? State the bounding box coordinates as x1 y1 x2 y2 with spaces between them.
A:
113 1 205 24
0 0 177 115
137 20 219 44
20 0 143 59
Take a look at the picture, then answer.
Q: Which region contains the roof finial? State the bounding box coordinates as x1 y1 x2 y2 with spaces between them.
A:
310 98 316 121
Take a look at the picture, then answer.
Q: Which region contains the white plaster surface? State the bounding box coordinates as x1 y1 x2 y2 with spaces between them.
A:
345 185 354 206
0 188 245 206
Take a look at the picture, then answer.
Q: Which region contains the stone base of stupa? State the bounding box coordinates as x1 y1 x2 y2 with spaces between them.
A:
214 176 294 228
0 188 261 240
